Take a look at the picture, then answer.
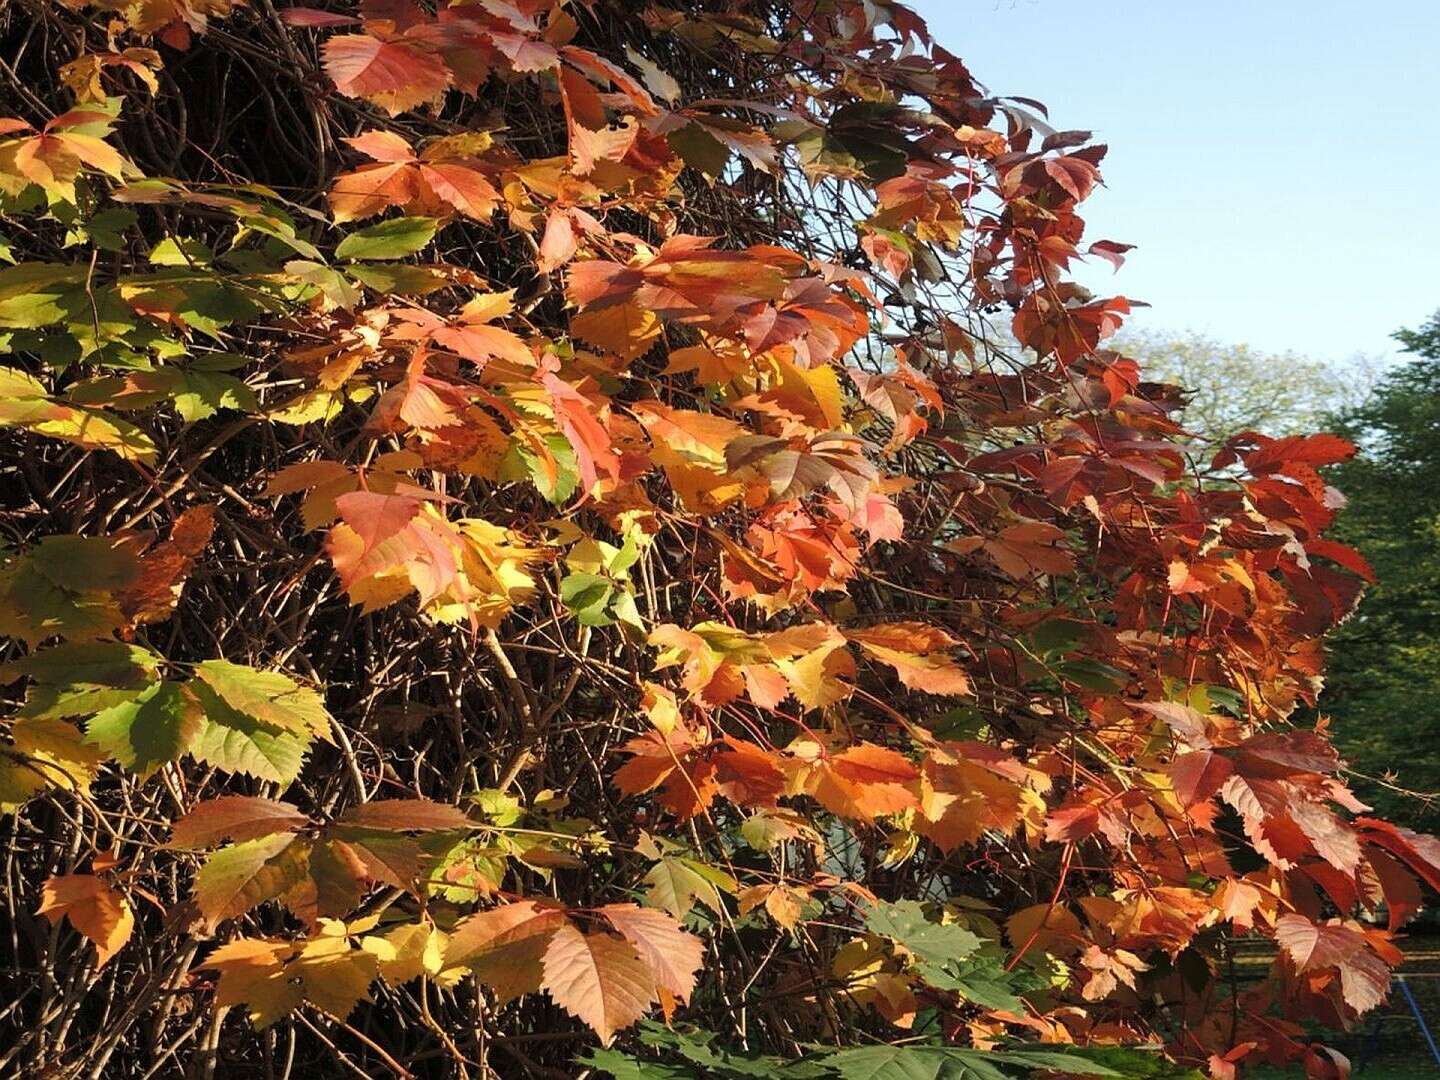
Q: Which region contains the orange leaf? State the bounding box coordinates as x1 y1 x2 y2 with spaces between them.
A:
598 903 704 1005
37 873 133 967
540 922 655 1045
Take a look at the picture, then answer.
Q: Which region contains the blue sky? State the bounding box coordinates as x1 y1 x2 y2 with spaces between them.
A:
910 0 1440 363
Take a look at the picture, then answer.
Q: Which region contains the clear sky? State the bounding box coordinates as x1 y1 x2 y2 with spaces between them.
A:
910 0 1440 364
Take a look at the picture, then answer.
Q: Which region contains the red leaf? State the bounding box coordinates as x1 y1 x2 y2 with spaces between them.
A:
280 7 361 27
1168 751 1234 807
335 798 471 832
1045 803 1101 842
323 34 452 115
1274 915 1391 1015
170 797 311 850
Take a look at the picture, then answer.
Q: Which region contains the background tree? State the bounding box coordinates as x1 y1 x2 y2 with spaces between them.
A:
1321 314 1440 829
1119 328 1379 447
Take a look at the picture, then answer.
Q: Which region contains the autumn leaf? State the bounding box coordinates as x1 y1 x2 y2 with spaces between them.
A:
444 900 567 1004
0 716 103 810
597 903 704 1006
362 919 450 986
1275 915 1392 1015
203 924 378 1027
322 35 451 115
570 301 661 362
848 622 971 696
541 922 655 1045
169 796 312 850
203 938 302 1028
191 833 309 929
37 873 134 967
335 798 471 832
1168 750 1234 807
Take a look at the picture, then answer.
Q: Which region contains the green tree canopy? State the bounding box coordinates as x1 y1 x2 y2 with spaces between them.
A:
1323 314 1440 827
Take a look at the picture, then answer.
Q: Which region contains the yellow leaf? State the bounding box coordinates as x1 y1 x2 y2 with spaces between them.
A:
362 921 448 986
571 300 661 362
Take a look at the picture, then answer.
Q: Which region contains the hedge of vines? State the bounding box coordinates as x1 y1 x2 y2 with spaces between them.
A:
0 1 1423 1078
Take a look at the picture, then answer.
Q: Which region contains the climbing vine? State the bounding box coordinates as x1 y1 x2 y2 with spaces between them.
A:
0 2 1415 1077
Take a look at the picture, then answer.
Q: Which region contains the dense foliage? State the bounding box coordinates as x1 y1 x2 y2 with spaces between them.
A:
1321 316 1440 832
0 2 1430 1077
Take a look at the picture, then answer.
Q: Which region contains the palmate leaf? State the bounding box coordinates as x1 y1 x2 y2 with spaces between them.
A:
914 952 1034 1014
4 0 1429 1071
0 716 103 810
642 855 732 920
191 660 332 742
203 923 378 1028
188 699 310 785
190 833 311 929
584 1026 1199 1080
820 1044 1198 1080
334 216 438 260
443 900 567 1004
168 795 311 850
597 904 703 1006
3 641 161 720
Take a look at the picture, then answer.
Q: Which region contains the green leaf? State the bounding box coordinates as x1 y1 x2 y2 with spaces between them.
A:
998 1047 1202 1079
33 535 141 593
501 433 579 505
0 558 127 645
171 370 259 422
915 953 1030 1013
643 856 730 919
667 124 732 178
85 681 203 778
190 681 311 785
560 572 616 625
238 212 323 261
822 1046 1007 1080
335 217 438 261
864 900 981 969
192 660 332 742
820 1044 1187 1080
345 262 451 295
149 236 214 267
285 259 361 310
580 1048 700 1079
1 641 160 689
4 642 162 720
69 208 137 253
0 264 87 329
1053 658 1127 691
636 1024 820 1077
